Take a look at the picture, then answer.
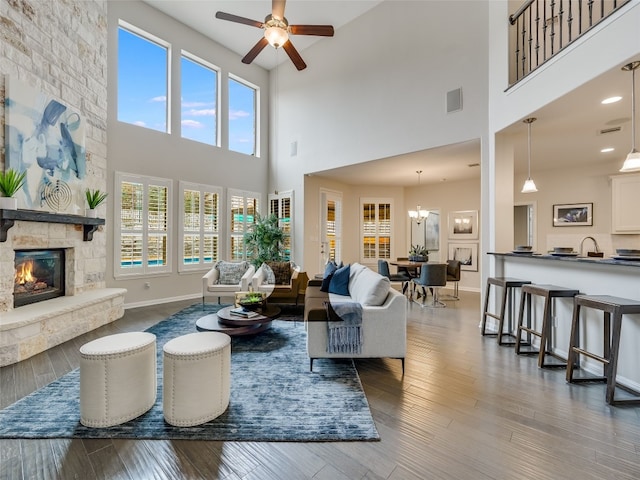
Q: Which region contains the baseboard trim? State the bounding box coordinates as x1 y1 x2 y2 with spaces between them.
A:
124 293 201 310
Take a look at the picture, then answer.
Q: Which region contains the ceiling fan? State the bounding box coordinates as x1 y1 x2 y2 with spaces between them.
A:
215 0 334 71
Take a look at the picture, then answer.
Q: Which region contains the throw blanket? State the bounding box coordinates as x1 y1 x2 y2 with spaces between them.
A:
324 301 363 354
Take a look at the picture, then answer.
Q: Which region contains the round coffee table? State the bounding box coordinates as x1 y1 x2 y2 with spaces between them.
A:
196 305 281 336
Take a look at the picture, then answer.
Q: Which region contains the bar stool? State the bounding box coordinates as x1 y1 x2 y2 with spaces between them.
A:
566 295 640 406
515 284 580 368
481 277 531 345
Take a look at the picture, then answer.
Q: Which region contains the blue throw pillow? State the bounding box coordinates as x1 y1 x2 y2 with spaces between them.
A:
320 261 338 292
329 264 350 296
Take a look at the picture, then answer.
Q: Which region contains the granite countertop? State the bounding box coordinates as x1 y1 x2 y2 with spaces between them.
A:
489 251 640 268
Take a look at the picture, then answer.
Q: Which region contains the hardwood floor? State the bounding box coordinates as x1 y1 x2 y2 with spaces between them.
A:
1 292 640 479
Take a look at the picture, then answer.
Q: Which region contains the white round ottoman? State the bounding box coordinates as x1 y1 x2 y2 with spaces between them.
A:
162 332 231 427
79 332 157 428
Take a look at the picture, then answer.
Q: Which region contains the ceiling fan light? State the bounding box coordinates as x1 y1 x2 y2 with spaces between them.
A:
264 26 288 48
620 150 640 172
521 178 538 193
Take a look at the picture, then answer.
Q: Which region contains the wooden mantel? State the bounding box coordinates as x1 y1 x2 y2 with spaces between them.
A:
0 209 105 242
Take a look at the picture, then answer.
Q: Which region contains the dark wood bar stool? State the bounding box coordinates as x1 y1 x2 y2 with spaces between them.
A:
515 284 580 368
566 295 640 406
481 277 531 345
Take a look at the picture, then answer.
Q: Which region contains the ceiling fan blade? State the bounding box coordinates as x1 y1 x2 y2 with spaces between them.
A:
272 0 286 21
289 25 335 37
215 11 263 29
283 40 307 71
242 37 269 65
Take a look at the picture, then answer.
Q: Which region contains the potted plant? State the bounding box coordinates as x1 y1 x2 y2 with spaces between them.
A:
244 213 286 269
238 291 267 311
85 188 108 217
0 168 27 210
409 244 429 262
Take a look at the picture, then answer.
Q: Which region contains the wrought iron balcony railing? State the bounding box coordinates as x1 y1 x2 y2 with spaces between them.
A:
509 0 631 86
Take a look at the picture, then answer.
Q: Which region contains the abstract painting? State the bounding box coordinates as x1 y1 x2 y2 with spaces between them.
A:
5 77 86 213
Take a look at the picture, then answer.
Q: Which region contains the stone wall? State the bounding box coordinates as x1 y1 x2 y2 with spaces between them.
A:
0 0 108 312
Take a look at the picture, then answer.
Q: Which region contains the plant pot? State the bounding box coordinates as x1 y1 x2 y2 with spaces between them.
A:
0 197 17 210
85 208 97 218
409 255 428 262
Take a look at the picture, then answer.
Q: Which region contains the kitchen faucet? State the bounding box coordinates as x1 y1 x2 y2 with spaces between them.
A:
579 236 600 256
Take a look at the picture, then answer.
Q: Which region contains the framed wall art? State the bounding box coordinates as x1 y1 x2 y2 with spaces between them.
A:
553 203 592 227
448 243 478 272
448 210 478 240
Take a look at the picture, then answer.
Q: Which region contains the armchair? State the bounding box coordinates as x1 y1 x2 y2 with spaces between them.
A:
202 261 255 304
252 261 303 305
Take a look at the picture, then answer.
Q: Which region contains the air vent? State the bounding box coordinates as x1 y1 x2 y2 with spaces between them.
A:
468 163 480 168
599 126 622 135
447 88 462 113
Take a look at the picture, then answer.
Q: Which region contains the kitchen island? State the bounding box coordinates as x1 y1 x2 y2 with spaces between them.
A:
489 252 640 395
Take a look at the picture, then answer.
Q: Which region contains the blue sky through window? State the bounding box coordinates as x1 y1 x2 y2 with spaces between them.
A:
117 27 167 132
118 24 257 156
181 55 217 146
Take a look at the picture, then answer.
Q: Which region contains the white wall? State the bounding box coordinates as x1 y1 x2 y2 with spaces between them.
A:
270 1 490 274
107 1 270 306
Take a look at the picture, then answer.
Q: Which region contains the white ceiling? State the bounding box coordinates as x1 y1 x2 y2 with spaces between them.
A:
142 0 637 187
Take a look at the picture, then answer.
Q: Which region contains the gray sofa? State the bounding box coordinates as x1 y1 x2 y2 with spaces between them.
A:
304 262 407 372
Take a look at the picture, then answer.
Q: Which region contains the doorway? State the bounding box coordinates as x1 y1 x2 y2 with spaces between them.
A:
514 202 536 249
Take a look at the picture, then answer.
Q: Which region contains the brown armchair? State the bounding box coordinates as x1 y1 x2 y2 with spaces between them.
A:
252 262 304 305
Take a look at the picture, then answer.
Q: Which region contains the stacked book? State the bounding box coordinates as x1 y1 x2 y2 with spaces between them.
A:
229 307 259 318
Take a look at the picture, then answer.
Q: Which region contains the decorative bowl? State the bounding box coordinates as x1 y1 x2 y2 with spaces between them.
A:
553 247 574 253
239 299 266 312
515 245 532 251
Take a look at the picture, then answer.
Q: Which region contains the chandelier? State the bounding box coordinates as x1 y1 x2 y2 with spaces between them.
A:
408 170 429 224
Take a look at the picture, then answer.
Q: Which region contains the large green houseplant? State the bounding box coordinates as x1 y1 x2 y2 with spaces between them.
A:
0 168 27 210
244 213 286 269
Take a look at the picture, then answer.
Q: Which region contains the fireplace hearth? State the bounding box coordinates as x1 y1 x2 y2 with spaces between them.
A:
14 249 65 307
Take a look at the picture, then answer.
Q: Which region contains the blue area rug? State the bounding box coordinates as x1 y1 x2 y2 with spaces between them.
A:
0 303 379 441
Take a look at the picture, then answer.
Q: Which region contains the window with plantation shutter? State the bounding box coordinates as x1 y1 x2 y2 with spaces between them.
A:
268 190 293 262
115 172 172 277
360 198 393 266
179 182 221 271
228 189 260 261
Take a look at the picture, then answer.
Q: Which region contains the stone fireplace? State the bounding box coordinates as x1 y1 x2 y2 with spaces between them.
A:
0 217 126 367
14 249 66 307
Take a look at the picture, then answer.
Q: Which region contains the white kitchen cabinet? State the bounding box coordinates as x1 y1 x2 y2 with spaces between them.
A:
611 173 640 233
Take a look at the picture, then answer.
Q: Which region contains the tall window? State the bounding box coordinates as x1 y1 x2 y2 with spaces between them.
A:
179 182 222 272
181 51 219 146
117 21 170 133
269 190 293 261
228 75 258 156
115 172 172 277
228 189 260 261
361 198 393 264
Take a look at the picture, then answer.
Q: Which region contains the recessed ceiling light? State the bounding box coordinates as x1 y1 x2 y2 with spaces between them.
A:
602 96 622 104
601 147 615 153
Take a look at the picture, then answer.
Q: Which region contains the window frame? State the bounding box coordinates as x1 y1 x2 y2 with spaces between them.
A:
117 20 171 134
180 50 221 147
178 181 223 273
114 172 173 279
360 197 394 266
228 73 260 157
269 190 294 262
228 188 261 261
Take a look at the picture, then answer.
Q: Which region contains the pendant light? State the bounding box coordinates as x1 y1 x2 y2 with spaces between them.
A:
521 117 538 193
408 170 429 224
620 61 640 172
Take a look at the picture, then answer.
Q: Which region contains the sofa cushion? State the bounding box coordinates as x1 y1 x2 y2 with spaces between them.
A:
267 261 292 285
349 266 390 306
215 261 249 285
329 264 350 296
320 261 338 292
